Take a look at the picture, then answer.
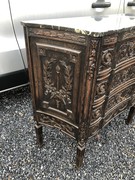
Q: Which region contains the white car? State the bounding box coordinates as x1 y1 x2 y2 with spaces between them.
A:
0 0 135 92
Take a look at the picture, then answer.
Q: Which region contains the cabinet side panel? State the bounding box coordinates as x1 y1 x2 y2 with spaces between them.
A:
26 29 88 139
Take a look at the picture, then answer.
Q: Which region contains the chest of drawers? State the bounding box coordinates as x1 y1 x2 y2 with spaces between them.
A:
22 15 135 168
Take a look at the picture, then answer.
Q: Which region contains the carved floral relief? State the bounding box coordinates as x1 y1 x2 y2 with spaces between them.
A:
42 51 73 112
87 40 98 80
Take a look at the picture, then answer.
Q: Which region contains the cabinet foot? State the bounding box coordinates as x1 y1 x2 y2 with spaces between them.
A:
76 145 85 168
126 106 135 125
35 124 43 147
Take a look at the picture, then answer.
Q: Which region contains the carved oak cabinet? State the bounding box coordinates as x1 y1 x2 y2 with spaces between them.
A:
22 16 135 168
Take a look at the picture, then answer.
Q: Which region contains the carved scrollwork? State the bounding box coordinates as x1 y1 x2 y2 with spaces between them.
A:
99 49 113 71
92 108 102 121
102 50 112 66
96 81 107 97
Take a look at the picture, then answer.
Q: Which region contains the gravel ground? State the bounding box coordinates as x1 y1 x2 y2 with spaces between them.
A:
0 86 135 180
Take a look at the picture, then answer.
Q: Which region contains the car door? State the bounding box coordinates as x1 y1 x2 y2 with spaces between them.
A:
0 0 27 92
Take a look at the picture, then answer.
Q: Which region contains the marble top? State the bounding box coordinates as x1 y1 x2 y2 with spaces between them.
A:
22 14 135 36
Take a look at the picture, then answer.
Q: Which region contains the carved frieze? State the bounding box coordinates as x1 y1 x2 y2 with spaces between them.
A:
39 114 76 138
29 28 86 44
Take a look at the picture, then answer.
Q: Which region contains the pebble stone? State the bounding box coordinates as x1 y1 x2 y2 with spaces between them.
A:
0 86 135 180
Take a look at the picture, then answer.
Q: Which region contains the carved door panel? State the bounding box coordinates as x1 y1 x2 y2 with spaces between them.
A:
30 38 82 124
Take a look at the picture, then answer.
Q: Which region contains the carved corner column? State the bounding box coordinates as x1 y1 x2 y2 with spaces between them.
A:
86 38 101 135
76 38 100 168
92 34 118 129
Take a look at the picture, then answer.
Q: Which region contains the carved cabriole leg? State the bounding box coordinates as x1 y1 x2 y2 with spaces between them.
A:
126 106 135 125
35 124 43 147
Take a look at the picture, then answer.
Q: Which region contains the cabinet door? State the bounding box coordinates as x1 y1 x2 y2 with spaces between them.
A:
30 38 83 123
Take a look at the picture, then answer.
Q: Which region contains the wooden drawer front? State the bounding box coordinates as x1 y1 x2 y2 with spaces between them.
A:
104 88 135 127
30 39 82 124
105 38 135 115
92 36 135 124
106 86 133 113
111 61 135 91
